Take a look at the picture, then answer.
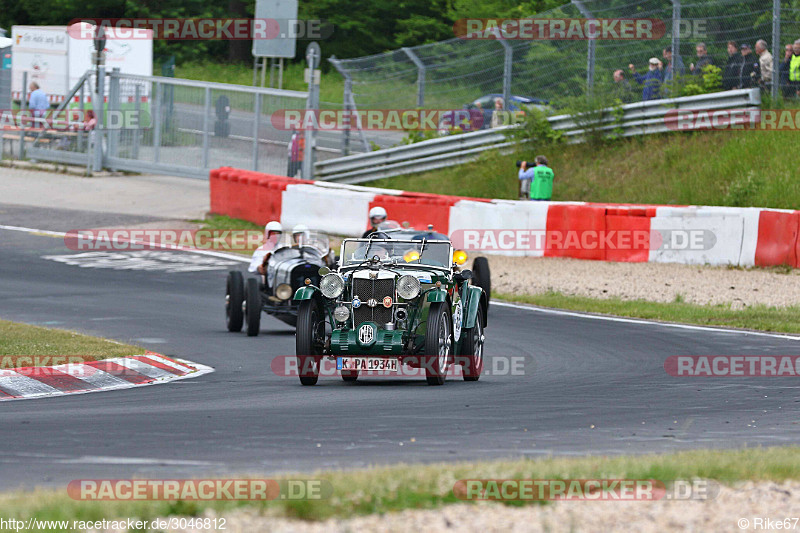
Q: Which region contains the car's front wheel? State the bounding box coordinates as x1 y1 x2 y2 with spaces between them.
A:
424 302 452 386
225 271 244 332
296 299 325 386
460 304 485 381
245 278 261 337
472 257 491 308
341 370 359 382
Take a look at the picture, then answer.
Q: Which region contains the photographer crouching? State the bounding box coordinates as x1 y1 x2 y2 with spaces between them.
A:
517 156 554 201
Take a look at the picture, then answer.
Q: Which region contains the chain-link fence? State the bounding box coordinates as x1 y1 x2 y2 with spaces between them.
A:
9 69 316 178
329 0 800 152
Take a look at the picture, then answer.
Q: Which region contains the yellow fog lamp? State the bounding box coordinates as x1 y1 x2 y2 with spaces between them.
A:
453 250 468 265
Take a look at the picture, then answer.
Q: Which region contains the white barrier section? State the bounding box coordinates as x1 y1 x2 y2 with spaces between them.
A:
449 200 551 257
651 206 762 266
282 184 375 236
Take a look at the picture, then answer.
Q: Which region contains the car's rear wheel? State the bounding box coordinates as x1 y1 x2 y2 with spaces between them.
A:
226 271 244 332
245 277 261 337
424 302 452 386
460 304 485 381
296 299 324 386
472 257 491 308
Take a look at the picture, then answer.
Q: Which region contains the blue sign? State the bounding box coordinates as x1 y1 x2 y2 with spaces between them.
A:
1 52 10 70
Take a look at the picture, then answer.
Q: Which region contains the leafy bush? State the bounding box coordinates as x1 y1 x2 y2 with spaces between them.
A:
680 65 723 96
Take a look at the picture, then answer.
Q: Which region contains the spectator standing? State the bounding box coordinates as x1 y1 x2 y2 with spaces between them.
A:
779 44 794 97
518 156 554 201
791 39 800 97
755 39 773 89
629 58 663 101
739 44 760 89
612 69 634 103
723 41 744 90
689 42 714 76
490 97 504 128
287 130 304 177
27 82 48 118
662 46 685 95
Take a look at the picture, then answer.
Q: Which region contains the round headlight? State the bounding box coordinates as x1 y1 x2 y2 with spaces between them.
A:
397 275 421 300
320 273 345 299
334 305 350 323
275 283 293 301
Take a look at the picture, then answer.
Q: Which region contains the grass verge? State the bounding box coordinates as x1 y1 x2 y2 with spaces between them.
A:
189 214 264 256
0 320 143 361
496 291 800 334
3 447 799 528
361 129 800 209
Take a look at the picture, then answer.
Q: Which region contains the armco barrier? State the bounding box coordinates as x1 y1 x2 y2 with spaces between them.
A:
210 167 800 269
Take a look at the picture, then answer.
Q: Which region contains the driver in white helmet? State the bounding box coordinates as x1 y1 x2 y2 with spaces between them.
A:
248 221 283 277
363 206 387 238
291 223 309 247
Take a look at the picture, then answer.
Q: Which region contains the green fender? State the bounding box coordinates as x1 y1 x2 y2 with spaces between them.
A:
426 288 448 303
293 286 319 301
464 285 487 329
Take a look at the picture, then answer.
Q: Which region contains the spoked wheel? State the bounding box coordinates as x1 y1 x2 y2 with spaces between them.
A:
225 271 244 332
424 302 453 386
472 257 491 309
244 277 261 337
296 299 326 386
460 304 485 381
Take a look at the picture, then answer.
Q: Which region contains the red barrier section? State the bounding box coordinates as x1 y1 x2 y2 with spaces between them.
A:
755 210 799 267
369 194 457 235
604 214 651 262
209 167 228 215
544 204 607 260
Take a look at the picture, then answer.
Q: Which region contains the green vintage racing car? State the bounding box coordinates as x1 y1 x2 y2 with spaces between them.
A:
293 235 488 386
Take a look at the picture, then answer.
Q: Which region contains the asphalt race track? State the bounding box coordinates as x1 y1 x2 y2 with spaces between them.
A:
1 204 799 490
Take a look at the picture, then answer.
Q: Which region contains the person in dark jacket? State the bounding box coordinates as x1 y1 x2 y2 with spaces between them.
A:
738 43 760 89
723 41 744 90
629 58 664 101
779 44 794 97
690 42 714 76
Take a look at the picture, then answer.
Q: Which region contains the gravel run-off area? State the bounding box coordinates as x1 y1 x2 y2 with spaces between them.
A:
484 255 800 308
133 481 799 533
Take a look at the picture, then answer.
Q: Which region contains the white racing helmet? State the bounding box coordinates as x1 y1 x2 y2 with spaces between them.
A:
265 221 283 233
292 224 309 245
369 206 387 225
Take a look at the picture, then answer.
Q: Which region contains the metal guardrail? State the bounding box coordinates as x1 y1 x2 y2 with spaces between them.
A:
315 89 762 185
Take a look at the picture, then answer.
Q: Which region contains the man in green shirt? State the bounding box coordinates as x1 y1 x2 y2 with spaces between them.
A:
519 156 554 201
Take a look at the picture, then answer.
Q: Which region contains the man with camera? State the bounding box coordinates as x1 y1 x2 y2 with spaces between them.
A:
517 156 554 201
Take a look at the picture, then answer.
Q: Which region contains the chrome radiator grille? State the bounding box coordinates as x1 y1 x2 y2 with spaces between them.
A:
352 277 394 326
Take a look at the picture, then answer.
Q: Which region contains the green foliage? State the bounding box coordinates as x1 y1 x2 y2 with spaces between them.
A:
555 82 626 145
680 65 723 97
724 171 765 207
505 105 563 146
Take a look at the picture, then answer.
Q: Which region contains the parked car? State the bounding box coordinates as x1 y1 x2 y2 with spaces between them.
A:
438 94 550 135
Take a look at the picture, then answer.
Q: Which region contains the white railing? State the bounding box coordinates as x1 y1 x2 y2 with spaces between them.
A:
315 89 761 184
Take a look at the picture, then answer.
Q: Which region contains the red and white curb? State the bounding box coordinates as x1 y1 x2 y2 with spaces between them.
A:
0 351 213 401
